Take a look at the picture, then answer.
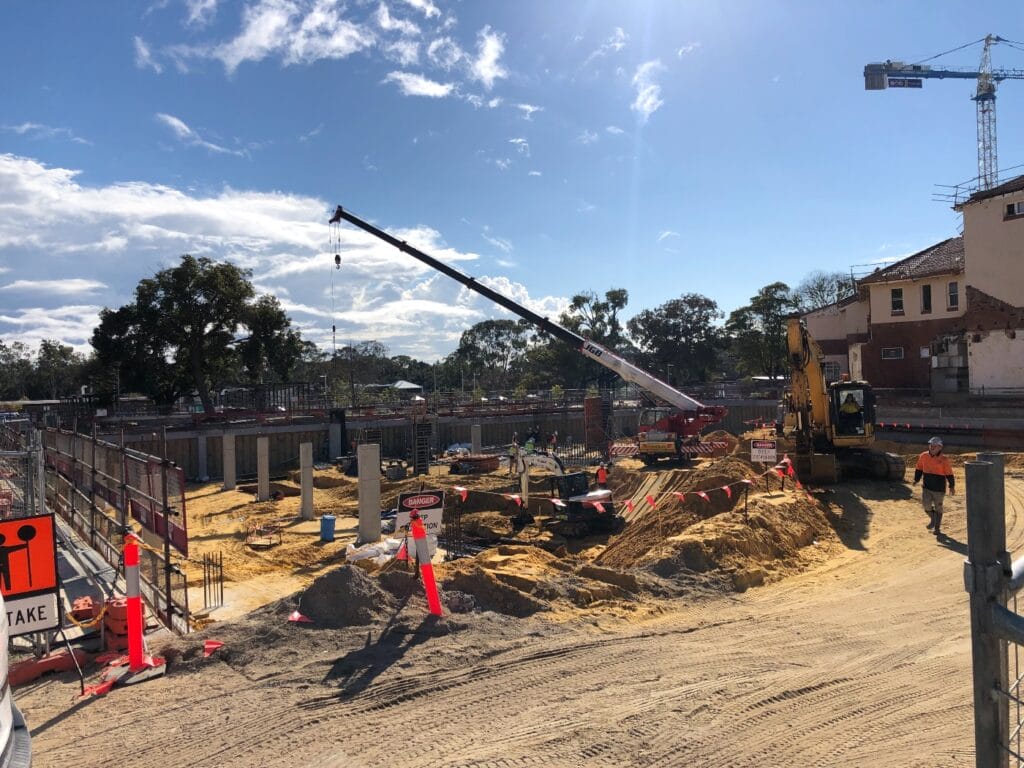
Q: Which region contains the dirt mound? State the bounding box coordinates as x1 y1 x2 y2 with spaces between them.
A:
637 493 831 590
441 544 640 617
598 456 764 570
704 430 739 456
461 511 513 541
298 565 395 626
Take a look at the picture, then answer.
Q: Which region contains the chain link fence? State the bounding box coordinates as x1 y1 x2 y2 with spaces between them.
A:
0 421 45 519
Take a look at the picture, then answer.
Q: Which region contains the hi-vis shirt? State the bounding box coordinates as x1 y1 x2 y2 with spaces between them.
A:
914 451 954 493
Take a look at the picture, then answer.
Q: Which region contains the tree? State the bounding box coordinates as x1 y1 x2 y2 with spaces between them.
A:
0 341 33 400
31 339 87 399
627 293 724 383
725 282 796 380
92 255 304 413
453 319 531 390
793 270 856 312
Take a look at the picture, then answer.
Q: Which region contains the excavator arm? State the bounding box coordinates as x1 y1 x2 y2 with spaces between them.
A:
785 316 831 432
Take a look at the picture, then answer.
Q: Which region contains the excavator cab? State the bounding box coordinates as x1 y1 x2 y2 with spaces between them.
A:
828 382 875 444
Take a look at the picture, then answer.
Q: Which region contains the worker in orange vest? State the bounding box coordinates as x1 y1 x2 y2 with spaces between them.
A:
596 462 609 489
913 436 954 537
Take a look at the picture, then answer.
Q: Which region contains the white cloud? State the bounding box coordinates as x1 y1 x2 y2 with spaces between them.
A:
299 123 324 142
134 36 163 73
155 113 246 156
383 71 454 97
582 27 628 68
515 103 543 121
494 158 511 170
527 170 542 177
384 39 419 66
577 200 595 213
376 3 419 36
509 137 529 156
0 152 569 360
185 0 219 26
631 59 665 123
657 230 680 242
495 258 515 268
2 122 90 145
575 129 598 145
470 25 507 90
401 0 440 18
676 41 701 57
194 0 376 74
426 36 464 69
0 279 107 295
464 94 501 108
482 226 513 253
605 125 624 135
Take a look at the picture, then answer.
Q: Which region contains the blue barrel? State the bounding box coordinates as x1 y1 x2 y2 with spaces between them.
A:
320 514 336 542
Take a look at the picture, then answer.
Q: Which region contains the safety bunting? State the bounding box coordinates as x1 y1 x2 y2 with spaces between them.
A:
875 422 971 432
453 455 812 516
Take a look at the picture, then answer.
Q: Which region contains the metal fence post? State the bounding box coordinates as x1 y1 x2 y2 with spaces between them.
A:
965 458 1009 768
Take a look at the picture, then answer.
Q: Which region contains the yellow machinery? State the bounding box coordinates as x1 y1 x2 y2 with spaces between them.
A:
784 316 906 484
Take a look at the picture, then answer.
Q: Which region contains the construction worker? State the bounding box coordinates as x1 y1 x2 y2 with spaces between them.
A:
838 392 863 434
508 436 519 476
596 462 609 489
913 436 955 537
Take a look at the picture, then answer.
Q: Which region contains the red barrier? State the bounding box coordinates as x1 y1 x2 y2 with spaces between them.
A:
410 512 443 616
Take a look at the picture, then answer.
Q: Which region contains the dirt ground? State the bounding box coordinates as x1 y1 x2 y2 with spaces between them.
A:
17 439 1023 767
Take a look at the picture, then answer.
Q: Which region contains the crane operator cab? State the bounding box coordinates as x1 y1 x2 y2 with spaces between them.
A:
830 383 874 440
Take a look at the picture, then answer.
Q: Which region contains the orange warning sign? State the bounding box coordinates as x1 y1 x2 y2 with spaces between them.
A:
0 513 57 598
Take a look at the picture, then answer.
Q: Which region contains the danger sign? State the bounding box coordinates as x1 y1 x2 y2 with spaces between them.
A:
396 490 445 534
750 439 778 464
0 513 60 636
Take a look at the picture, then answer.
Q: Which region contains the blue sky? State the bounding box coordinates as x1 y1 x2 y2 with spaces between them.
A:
2 1 1023 362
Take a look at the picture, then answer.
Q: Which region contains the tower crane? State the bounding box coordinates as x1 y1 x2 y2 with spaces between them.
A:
864 34 1024 190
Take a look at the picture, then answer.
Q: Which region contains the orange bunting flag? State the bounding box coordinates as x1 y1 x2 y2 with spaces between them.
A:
775 468 786 477
454 486 468 502
696 491 710 502
505 494 523 506
591 501 606 513
904 423 910 429
552 498 566 508
787 463 795 478
740 479 753 486
645 494 657 508
674 491 686 502
721 485 732 499
624 499 635 513
795 480 803 490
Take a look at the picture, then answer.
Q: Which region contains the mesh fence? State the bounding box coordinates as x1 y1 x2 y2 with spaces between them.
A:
43 427 190 634
0 423 44 519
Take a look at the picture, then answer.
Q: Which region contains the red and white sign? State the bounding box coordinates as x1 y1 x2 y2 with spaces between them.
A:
0 513 60 636
396 490 445 534
750 439 778 464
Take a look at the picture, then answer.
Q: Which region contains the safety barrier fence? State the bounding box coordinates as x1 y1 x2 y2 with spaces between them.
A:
0 423 45 519
42 428 190 634
965 453 1022 767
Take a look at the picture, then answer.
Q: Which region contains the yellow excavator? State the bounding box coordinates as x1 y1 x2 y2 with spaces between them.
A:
783 316 906 484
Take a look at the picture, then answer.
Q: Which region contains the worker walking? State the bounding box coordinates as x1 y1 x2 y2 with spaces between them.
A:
596 462 609 489
913 436 954 537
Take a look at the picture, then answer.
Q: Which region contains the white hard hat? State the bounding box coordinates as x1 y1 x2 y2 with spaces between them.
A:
928 436 943 446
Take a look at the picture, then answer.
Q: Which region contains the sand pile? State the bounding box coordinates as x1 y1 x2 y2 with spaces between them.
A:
598 456 764 569
637 493 831 590
441 545 641 617
298 565 395 626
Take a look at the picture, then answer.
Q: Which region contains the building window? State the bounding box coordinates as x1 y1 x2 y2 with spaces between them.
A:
920 346 930 358
948 281 959 310
822 361 841 382
921 284 931 314
890 287 904 315
881 347 904 360
1006 201 1024 219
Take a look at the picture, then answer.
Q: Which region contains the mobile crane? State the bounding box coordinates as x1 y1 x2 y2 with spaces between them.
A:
783 316 905 484
329 206 726 462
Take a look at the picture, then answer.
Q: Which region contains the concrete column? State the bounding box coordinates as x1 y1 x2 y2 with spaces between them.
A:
197 434 209 481
257 436 270 502
222 433 236 490
300 442 314 521
329 422 342 459
471 423 482 454
357 443 381 544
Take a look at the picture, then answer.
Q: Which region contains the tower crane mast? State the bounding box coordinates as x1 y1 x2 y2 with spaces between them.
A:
864 34 1024 190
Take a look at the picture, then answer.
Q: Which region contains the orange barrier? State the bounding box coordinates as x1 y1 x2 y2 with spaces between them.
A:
410 511 443 616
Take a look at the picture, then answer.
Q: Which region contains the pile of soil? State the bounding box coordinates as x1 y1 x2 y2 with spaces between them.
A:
440 545 644 617
704 429 739 456
298 565 395 627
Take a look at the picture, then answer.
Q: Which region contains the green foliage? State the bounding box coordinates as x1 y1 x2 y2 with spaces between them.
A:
726 282 796 380
454 319 531 390
792 270 856 312
91 255 304 412
626 293 723 383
